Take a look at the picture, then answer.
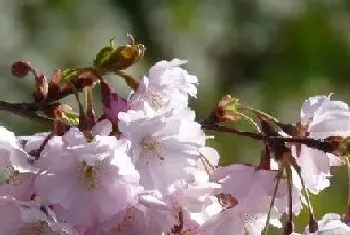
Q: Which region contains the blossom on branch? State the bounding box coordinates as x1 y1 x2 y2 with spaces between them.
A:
293 95 350 194
35 128 140 227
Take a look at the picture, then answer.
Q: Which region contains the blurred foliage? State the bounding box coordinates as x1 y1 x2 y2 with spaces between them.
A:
1 0 350 233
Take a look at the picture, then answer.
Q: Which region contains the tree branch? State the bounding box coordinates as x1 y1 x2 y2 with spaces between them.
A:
201 122 335 153
0 101 53 125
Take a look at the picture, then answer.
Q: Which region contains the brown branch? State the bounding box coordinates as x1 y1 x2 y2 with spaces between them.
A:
201 122 336 153
0 101 53 125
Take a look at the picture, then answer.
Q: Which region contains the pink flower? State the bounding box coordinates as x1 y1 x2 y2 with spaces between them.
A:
194 197 281 235
295 95 350 194
95 191 175 235
0 126 38 173
128 59 198 116
0 196 75 235
0 127 37 201
0 171 35 201
35 128 140 227
147 59 198 98
303 213 350 234
166 179 222 233
101 79 129 123
118 108 207 192
212 164 303 215
129 76 188 116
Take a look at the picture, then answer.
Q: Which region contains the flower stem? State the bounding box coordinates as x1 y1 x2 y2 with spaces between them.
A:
236 111 261 133
265 167 282 235
344 156 350 222
284 166 294 235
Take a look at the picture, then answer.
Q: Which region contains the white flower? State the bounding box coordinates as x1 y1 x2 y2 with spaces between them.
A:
0 196 76 235
129 59 198 115
212 164 303 215
0 127 37 201
35 128 140 227
295 95 350 194
147 59 198 97
92 119 113 136
118 108 207 192
0 126 37 173
96 191 175 235
303 213 350 235
166 178 222 233
129 76 188 115
194 197 281 235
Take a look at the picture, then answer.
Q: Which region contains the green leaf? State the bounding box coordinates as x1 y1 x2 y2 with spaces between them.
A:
93 38 117 68
62 111 79 125
61 68 79 84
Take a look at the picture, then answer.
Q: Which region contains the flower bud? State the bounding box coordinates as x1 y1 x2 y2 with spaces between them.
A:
101 79 129 123
209 95 241 123
283 220 294 235
34 73 48 102
93 34 145 71
308 213 318 233
11 60 32 78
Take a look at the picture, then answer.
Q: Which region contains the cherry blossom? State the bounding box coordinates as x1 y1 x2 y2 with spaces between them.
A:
35 128 141 227
93 191 175 235
194 197 281 235
302 213 350 235
147 59 198 98
0 196 75 235
212 164 303 215
3 50 350 235
0 127 36 201
294 95 350 194
128 76 188 115
129 59 198 115
118 108 207 192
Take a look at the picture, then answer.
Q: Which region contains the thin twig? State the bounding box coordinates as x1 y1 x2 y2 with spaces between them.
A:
0 101 53 125
201 122 335 153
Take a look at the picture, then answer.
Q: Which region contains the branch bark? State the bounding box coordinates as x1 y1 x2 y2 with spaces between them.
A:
0 101 53 125
201 122 336 153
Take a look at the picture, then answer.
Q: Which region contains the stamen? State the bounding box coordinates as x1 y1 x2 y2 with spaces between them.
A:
114 207 139 232
143 92 167 110
0 164 21 185
19 221 60 235
140 136 165 165
77 162 98 190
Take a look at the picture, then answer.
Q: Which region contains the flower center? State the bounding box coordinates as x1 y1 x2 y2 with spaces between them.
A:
242 213 258 224
140 136 165 165
143 92 167 110
77 161 98 190
114 207 140 232
0 165 20 185
19 221 60 235
241 212 261 234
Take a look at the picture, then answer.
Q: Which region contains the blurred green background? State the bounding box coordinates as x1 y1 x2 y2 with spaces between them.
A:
1 0 350 233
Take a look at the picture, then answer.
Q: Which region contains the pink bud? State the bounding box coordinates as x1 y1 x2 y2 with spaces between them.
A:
101 79 129 122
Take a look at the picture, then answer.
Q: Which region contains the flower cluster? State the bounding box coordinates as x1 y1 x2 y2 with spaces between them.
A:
3 37 350 235
0 59 222 235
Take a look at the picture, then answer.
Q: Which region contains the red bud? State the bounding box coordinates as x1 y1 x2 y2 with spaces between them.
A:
11 60 32 78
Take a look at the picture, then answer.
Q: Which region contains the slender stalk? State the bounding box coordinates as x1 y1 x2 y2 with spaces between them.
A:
265 167 282 235
292 163 313 214
236 112 261 133
240 105 279 123
344 157 350 221
284 166 294 235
